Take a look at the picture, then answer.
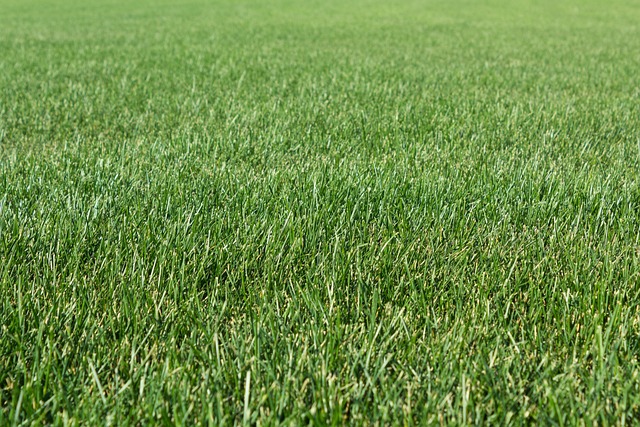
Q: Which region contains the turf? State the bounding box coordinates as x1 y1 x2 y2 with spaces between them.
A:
1 0 640 424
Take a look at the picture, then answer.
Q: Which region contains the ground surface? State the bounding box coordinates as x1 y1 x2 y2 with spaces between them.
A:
1 0 640 424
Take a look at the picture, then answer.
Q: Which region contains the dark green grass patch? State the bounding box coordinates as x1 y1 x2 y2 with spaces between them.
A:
1 0 640 424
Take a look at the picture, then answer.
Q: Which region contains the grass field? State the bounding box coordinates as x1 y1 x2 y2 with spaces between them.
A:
2 0 640 424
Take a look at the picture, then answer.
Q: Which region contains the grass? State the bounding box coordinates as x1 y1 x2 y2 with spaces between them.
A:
1 0 640 424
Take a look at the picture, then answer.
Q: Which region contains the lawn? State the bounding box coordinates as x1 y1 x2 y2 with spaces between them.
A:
1 0 640 424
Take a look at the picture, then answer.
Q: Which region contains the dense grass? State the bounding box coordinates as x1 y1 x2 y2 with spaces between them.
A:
2 0 640 424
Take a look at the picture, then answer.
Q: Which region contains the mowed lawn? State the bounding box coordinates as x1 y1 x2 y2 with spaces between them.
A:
1 0 640 424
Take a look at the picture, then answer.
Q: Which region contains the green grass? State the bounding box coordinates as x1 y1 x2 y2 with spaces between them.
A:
1 0 640 424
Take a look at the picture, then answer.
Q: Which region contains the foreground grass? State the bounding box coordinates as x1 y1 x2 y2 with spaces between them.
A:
1 0 640 424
